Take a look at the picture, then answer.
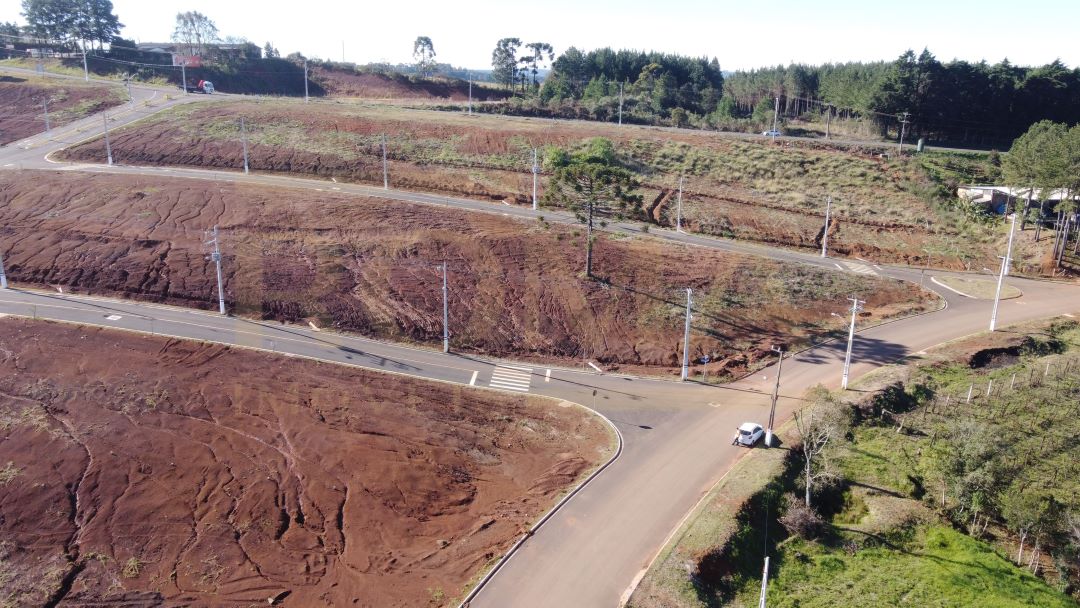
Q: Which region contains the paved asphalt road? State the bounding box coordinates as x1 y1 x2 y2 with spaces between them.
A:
1 81 1078 607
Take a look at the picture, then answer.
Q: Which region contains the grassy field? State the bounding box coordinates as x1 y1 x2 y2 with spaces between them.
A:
934 275 1022 299
56 97 1054 273
0 69 126 144
629 318 1080 607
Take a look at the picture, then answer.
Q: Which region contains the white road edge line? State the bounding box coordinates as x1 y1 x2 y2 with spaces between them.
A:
930 276 975 299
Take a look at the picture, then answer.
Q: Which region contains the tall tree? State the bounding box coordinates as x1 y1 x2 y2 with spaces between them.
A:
262 42 279 59
491 37 521 89
793 387 847 508
21 0 77 44
412 36 436 77
171 10 218 56
543 138 641 277
520 41 554 91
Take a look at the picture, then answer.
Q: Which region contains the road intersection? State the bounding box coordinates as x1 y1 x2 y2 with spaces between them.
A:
1 79 1078 606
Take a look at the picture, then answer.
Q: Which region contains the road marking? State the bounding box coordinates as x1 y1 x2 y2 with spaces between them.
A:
489 365 533 392
588 361 603 373
545 368 551 382
308 321 320 331
834 262 844 270
1065 313 1076 318
930 277 974 298
840 260 877 275
469 370 478 386
2 164 11 167
105 314 123 320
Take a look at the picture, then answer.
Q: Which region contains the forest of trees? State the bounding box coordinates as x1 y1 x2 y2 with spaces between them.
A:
723 49 1080 146
536 47 724 123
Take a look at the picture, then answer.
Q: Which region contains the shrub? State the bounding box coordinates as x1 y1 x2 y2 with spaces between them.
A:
780 494 826 539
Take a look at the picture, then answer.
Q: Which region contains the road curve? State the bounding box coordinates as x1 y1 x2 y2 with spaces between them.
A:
1 88 1078 607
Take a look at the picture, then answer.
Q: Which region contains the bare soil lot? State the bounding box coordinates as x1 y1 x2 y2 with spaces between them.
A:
58 100 1026 270
0 74 123 144
0 171 930 378
312 68 509 102
0 318 610 606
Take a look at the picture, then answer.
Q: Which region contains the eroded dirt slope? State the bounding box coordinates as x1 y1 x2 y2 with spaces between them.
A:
0 171 931 378
0 75 123 144
0 318 610 606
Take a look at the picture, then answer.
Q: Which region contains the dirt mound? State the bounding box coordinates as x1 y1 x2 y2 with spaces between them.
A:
0 171 931 378
313 68 510 101
0 76 123 145
0 318 610 606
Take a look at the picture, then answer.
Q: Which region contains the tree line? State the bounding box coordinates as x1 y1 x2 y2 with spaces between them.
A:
723 49 1080 146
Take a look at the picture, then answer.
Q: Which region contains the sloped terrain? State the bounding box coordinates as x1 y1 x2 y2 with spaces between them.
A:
0 171 931 378
312 67 509 101
0 318 611 606
0 74 123 144
58 99 1032 270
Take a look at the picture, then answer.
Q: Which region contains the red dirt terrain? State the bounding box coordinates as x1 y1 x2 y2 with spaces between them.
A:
0 318 611 606
58 100 1013 269
0 74 123 145
312 68 509 101
0 171 930 378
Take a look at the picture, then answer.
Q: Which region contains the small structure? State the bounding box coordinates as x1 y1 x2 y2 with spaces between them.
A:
958 185 1078 215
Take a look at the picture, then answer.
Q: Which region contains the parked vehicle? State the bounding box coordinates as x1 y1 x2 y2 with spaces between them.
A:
761 130 781 137
732 422 764 447
182 79 215 94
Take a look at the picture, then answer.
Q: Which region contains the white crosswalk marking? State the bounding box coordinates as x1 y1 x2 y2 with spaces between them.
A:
488 365 533 392
841 261 877 275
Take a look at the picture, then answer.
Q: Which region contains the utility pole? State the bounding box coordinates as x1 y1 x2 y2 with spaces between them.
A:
442 262 450 353
381 135 389 189
181 60 187 95
240 117 249 175
208 226 226 315
81 43 89 82
825 104 832 140
821 196 832 257
102 114 113 166
897 112 911 155
766 346 785 447
676 175 684 232
771 96 779 141
0 248 8 289
532 148 539 211
468 73 473 115
125 76 133 108
757 556 770 608
618 81 624 126
990 213 1017 332
841 296 864 390
43 99 50 132
681 288 692 381
303 59 309 102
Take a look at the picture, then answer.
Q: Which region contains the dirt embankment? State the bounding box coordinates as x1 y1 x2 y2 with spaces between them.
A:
56 100 1008 268
0 75 123 144
0 318 610 606
313 68 509 101
0 171 930 378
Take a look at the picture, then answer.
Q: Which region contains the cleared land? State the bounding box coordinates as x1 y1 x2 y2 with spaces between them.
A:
0 73 124 144
0 171 931 378
312 67 509 102
0 317 611 606
57 98 1047 271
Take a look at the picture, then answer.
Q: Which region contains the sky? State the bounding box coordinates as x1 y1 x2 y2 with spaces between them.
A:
2 0 1078 71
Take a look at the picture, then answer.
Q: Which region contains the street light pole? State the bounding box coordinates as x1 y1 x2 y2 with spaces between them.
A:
766 346 785 447
102 114 113 166
303 59 309 102
990 213 1017 332
757 556 770 608
0 248 8 289
676 175 684 232
382 135 389 189
821 196 831 257
81 43 89 81
43 99 50 132
532 148 539 211
681 288 692 381
618 81 624 126
240 117 249 175
208 226 226 315
771 96 779 141
442 262 449 353
841 296 864 390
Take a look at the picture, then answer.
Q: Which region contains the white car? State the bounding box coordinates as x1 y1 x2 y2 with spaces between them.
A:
732 422 764 447
762 130 781 137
